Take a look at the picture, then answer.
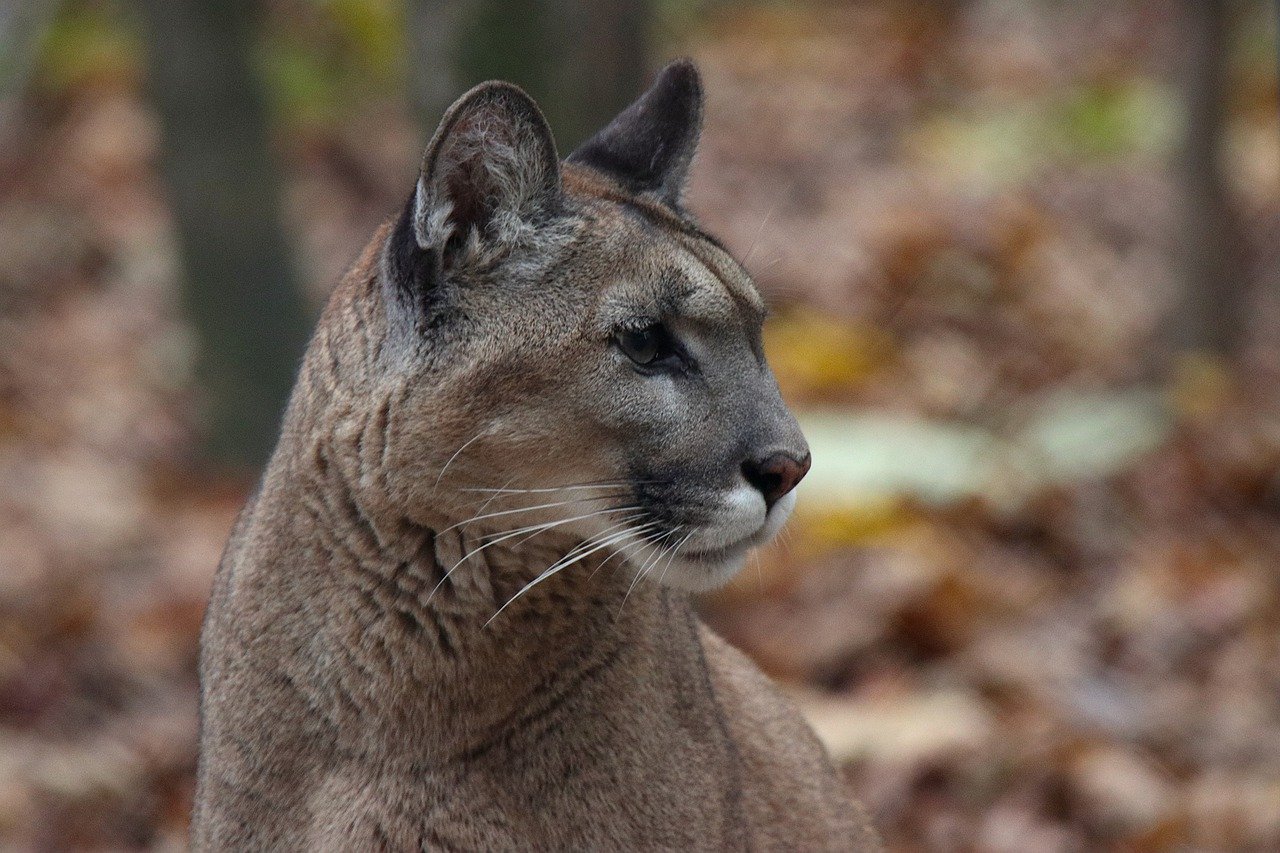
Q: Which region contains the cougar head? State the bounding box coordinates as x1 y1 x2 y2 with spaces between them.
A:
374 60 809 592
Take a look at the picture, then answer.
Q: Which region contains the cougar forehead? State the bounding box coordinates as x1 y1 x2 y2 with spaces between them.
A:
565 166 766 331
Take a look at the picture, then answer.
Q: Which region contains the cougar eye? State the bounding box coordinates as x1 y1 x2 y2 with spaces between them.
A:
615 323 681 370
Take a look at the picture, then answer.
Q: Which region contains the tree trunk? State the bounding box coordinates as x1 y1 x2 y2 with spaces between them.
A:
138 0 312 469
406 0 651 151
1171 0 1248 358
0 0 63 145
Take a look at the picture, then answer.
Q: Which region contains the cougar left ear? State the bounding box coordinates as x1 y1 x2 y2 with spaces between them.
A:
568 59 704 208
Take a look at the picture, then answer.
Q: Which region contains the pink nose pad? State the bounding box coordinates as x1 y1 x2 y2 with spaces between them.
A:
742 452 811 509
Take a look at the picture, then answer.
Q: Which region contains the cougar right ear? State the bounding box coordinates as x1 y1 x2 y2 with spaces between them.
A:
414 82 562 257
385 82 562 326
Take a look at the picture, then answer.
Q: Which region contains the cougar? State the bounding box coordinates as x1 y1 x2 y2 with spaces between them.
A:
193 59 878 851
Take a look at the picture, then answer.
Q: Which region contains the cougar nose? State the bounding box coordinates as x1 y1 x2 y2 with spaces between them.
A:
742 451 811 510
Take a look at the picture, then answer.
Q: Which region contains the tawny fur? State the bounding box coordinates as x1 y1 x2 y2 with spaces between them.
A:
194 69 878 851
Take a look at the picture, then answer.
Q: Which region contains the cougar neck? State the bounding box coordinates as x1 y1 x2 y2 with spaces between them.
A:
243 437 677 765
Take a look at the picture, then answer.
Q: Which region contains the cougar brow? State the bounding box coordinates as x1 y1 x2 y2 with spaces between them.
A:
568 168 766 326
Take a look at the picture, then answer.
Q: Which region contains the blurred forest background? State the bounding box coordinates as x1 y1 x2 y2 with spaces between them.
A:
1 0 1279 849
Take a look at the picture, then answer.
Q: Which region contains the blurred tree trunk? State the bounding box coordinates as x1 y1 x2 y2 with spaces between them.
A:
406 0 470 132
1171 0 1248 358
561 0 650 147
406 0 651 151
138 0 312 470
0 0 62 143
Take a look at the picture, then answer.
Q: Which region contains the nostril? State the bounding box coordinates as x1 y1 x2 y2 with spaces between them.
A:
741 460 782 504
742 451 811 509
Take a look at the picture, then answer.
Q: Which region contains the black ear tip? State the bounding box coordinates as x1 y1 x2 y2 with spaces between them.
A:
655 58 703 101
640 57 703 137
662 57 700 82
566 58 705 204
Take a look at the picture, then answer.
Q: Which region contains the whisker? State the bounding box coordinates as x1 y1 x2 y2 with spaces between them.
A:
470 474 518 518
741 198 781 269
551 515 650 561
618 527 683 614
485 524 656 626
443 505 642 573
438 493 631 536
428 506 642 601
432 482 599 518
544 527 655 591
587 523 665 581
546 523 658 580
488 512 648 576
656 531 695 587
619 533 668 592
433 430 488 489
458 481 640 495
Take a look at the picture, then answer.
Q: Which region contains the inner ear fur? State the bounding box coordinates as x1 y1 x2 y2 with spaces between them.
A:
567 59 704 208
413 82 562 255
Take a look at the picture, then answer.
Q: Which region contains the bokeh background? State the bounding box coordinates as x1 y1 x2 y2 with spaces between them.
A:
2 0 1279 849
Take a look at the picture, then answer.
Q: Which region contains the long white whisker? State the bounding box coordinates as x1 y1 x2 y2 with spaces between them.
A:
618 527 682 614
538 524 655 584
485 524 655 626
475 507 642 562
547 515 650 562
438 493 630 536
587 523 666 581
428 506 642 601
470 474 518 518
634 529 681 582
458 482 636 495
656 531 696 587
524 516 654 581
618 529 691 621
436 479 601 518
506 507 650 555
434 431 487 489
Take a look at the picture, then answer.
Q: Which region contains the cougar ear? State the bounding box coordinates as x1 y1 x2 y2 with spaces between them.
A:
568 59 704 208
412 82 562 259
